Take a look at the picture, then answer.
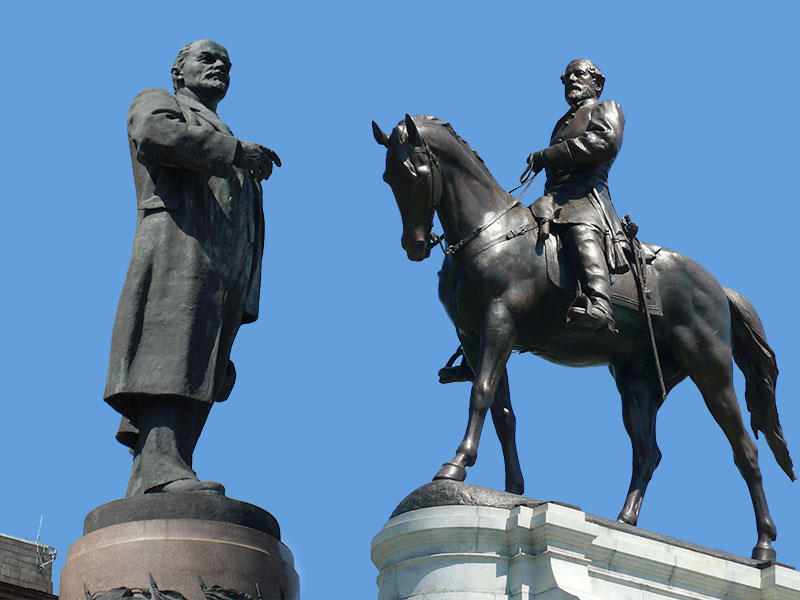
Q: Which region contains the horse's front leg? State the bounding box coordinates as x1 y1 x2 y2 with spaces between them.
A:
435 302 516 483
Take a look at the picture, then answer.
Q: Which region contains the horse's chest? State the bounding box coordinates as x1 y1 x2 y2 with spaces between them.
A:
440 258 536 332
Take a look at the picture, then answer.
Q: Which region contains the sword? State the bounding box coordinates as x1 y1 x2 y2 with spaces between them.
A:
623 214 667 401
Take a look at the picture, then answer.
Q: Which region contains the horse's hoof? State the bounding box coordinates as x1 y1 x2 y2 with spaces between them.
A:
505 481 524 495
433 462 467 482
752 544 777 563
616 511 638 526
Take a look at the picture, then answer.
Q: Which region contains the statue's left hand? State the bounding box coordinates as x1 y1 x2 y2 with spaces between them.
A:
526 152 543 174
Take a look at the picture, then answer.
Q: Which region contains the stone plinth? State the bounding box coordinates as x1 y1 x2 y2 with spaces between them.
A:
371 482 800 600
61 493 298 600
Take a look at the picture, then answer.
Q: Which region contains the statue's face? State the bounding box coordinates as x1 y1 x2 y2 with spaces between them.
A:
178 41 231 101
561 60 600 106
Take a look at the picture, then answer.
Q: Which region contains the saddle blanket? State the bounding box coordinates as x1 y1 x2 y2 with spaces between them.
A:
543 233 663 316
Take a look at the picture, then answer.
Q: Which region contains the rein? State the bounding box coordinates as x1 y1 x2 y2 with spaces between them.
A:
431 157 538 257
443 199 522 255
408 119 538 257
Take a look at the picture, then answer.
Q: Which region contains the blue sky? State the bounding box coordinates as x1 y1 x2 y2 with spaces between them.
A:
2 1 799 598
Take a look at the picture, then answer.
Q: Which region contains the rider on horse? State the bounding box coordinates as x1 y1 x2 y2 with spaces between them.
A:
529 58 628 333
441 58 629 383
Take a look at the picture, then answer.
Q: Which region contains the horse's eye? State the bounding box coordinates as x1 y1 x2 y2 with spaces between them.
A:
403 158 418 178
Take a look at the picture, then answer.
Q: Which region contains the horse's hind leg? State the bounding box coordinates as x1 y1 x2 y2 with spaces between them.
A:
491 370 524 494
675 326 777 561
611 362 665 526
434 302 516 483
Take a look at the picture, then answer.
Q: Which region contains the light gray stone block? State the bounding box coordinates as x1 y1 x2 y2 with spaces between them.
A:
371 502 800 600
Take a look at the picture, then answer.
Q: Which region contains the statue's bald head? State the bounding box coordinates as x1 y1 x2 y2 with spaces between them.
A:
171 39 230 94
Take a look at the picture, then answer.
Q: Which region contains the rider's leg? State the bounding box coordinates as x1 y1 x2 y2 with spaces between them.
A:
562 224 615 331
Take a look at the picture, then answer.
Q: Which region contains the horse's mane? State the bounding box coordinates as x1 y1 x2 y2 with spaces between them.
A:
408 115 492 178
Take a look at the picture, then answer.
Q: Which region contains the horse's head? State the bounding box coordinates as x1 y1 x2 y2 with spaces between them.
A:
373 114 442 262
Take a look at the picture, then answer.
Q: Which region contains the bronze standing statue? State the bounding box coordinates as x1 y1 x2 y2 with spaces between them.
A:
372 59 794 562
105 40 280 496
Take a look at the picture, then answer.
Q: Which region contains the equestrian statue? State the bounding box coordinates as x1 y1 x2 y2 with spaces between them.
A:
371 58 794 562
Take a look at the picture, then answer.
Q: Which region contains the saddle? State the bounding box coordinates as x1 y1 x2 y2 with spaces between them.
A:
543 232 664 316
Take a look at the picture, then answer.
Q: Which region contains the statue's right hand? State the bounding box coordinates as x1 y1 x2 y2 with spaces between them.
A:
234 141 280 180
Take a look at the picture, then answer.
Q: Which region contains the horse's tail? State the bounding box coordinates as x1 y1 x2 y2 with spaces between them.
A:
725 287 796 481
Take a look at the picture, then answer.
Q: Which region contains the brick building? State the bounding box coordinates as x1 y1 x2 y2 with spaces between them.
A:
0 534 56 600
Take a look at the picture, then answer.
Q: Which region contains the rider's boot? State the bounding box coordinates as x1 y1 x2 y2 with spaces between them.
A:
564 225 617 333
438 346 475 383
439 361 474 383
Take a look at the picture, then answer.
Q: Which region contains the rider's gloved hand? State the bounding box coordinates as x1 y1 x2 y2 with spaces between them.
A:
526 151 544 174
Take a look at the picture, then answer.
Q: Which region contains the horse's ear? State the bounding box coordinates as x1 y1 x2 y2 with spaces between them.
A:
372 121 390 147
405 114 422 145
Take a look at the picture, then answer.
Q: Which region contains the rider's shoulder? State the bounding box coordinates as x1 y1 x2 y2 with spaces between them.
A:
595 99 623 115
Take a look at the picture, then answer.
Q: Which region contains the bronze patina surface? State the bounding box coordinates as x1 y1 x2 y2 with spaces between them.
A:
373 61 794 562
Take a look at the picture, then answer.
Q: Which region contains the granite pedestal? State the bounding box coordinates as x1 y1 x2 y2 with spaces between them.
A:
61 493 298 600
372 481 800 600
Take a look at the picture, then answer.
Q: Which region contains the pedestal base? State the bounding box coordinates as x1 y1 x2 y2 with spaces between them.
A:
61 494 298 600
372 482 800 600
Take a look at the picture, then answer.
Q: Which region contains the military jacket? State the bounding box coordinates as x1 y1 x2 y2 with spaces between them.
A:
531 97 628 272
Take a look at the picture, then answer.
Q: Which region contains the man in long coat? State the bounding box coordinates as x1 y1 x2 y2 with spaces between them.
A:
528 58 628 333
105 40 279 496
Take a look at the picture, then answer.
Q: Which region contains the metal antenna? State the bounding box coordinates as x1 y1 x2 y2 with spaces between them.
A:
35 515 57 572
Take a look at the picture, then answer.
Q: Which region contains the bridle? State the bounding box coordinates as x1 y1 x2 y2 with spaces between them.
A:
406 122 536 257
403 127 443 253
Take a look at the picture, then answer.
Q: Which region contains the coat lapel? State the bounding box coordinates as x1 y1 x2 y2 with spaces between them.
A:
550 98 597 144
176 93 247 190
176 94 234 136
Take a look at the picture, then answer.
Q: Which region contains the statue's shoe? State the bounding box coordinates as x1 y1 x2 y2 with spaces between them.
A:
153 479 226 495
566 296 617 334
438 364 475 384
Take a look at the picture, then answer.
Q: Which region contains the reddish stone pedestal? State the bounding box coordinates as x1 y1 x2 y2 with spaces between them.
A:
60 494 298 600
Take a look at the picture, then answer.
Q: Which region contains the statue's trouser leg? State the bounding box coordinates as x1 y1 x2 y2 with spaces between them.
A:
125 395 211 496
563 224 614 322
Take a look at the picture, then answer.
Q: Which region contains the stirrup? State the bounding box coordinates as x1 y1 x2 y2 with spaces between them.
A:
439 364 474 384
566 296 617 333
439 346 474 383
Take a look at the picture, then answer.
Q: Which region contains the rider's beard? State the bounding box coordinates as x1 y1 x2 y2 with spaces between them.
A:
565 84 596 106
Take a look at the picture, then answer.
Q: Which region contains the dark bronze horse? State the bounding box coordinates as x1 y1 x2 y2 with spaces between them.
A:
373 114 795 561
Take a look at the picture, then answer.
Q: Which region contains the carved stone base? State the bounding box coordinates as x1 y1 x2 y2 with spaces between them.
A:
372 481 800 600
60 494 298 600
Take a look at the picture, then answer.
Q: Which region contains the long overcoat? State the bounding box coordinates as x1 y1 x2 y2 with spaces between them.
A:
105 88 264 424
